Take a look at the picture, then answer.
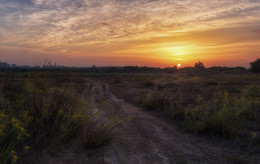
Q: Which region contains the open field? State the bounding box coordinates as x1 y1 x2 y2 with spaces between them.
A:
90 72 260 162
0 71 259 163
1 0 260 163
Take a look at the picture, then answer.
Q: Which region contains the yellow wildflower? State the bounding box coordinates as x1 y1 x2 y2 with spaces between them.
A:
251 132 258 139
12 154 18 163
58 109 64 115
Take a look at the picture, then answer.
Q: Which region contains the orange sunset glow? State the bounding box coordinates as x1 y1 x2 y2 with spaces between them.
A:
0 0 260 67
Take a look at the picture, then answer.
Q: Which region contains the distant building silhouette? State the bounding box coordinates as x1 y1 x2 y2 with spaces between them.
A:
11 64 17 68
0 62 10 68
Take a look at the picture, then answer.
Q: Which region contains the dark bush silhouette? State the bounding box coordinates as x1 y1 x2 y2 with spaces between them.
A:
194 61 205 70
250 58 260 73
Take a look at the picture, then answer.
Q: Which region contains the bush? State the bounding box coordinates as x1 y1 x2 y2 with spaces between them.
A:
0 80 88 163
250 58 260 73
246 84 260 98
0 113 29 164
0 78 119 163
184 92 259 138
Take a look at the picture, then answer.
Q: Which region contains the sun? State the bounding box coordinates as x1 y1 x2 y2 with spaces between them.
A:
177 64 181 67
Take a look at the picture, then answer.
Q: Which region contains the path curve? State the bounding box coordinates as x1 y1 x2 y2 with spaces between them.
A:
100 83 238 164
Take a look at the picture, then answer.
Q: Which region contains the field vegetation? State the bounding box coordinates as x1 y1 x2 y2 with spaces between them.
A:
93 72 260 153
0 72 120 164
0 62 260 163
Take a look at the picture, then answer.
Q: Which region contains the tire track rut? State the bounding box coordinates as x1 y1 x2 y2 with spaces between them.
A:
99 82 238 164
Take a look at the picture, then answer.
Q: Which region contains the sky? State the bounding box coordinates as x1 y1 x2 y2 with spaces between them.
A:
0 0 260 67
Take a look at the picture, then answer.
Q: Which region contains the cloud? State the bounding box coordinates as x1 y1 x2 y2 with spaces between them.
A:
1 1 259 44
0 0 33 4
252 29 260 33
0 0 260 66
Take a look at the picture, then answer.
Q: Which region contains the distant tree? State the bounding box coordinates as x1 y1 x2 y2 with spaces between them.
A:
43 59 57 68
250 58 260 73
194 61 205 70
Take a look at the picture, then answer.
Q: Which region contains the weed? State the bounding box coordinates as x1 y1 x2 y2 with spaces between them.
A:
246 84 260 98
184 92 258 138
80 114 121 149
0 76 119 163
142 91 171 111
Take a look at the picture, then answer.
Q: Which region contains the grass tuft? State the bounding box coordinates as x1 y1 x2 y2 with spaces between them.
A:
0 77 120 163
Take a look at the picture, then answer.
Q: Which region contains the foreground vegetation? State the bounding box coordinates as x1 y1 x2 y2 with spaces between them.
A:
0 74 120 163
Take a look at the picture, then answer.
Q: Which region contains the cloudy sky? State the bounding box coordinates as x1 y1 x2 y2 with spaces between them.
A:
0 0 260 67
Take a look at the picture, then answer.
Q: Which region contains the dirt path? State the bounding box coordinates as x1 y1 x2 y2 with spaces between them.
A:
38 80 250 164
99 82 241 164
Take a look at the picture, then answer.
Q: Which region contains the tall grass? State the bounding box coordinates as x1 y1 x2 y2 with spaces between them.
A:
142 90 171 111
0 77 120 163
184 92 259 138
0 80 88 163
142 89 259 138
142 90 186 120
80 115 121 149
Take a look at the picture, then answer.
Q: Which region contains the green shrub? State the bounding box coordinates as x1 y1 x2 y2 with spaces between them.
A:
0 113 29 164
0 80 88 163
22 82 88 146
246 84 260 98
184 92 258 138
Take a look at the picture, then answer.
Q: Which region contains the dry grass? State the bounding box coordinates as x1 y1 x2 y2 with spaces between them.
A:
0 74 120 163
93 73 260 141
